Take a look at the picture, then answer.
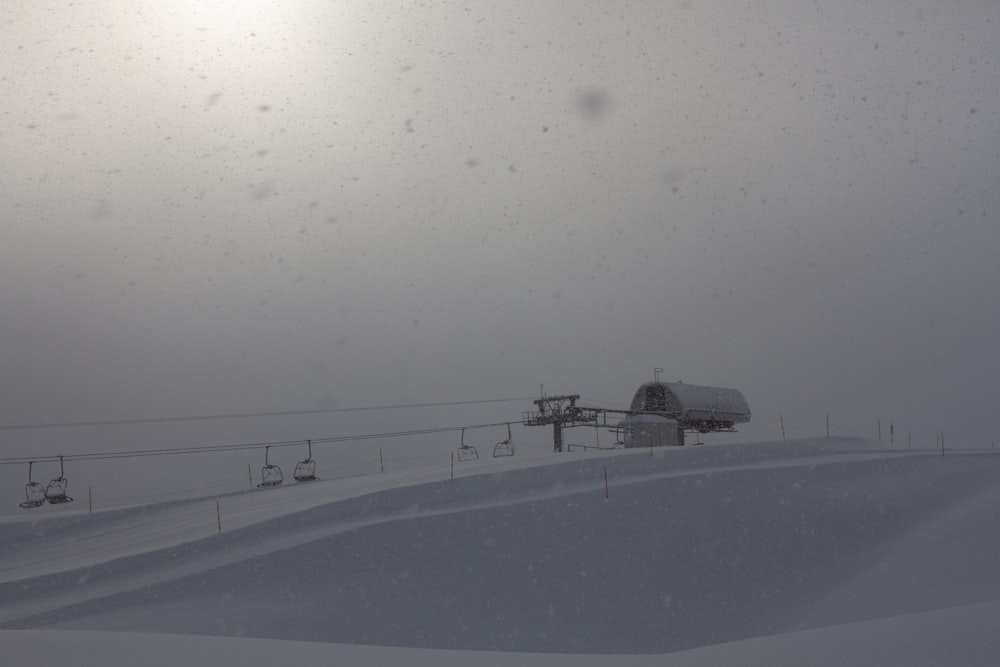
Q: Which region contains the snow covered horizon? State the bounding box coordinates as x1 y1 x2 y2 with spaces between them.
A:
4 436 1000 665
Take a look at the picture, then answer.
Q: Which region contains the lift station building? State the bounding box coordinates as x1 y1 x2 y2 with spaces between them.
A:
619 381 751 448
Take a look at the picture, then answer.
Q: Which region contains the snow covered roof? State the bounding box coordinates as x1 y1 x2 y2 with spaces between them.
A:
628 381 751 431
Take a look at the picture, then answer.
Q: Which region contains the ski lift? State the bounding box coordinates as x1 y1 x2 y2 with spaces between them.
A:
257 446 283 488
293 440 318 482
44 456 74 505
492 423 515 458
19 461 46 509
456 428 479 462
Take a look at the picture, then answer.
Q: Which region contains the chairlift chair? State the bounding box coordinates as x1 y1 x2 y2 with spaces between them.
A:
44 456 74 505
456 428 479 462
258 446 284 488
19 461 46 509
293 440 318 482
492 423 515 458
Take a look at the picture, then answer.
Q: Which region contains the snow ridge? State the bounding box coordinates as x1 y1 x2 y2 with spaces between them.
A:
3 438 1000 660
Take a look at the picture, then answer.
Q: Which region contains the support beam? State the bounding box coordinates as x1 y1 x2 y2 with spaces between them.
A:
522 394 595 452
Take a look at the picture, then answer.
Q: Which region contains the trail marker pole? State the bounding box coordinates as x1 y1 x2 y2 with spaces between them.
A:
890 422 894 445
826 413 829 438
451 451 454 480
780 416 786 441
878 419 881 442
380 448 384 473
88 486 93 514
604 466 609 499
216 500 222 535
248 464 253 489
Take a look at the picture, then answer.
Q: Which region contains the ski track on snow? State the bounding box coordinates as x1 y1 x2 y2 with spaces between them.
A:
0 441 946 628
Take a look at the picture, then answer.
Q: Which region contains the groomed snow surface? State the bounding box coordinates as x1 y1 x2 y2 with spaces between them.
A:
4 437 1000 666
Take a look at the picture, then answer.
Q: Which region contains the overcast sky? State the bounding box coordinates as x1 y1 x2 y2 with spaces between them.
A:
2 1 999 506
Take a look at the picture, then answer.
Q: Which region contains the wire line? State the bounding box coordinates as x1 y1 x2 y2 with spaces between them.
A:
0 421 517 466
0 397 534 431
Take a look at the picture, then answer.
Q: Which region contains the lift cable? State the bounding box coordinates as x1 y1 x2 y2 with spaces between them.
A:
0 397 534 432
0 421 516 466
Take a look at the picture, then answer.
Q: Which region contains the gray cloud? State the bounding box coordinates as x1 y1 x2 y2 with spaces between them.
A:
1 0 999 506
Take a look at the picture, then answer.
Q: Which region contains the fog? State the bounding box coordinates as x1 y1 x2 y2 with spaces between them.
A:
2 1 998 508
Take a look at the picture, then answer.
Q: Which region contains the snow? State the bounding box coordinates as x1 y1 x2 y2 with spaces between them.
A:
3 437 1000 665
630 381 751 424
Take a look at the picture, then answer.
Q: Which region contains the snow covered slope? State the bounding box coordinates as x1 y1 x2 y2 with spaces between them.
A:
3 437 1000 664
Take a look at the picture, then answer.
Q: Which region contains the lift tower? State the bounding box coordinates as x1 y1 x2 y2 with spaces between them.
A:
522 394 596 452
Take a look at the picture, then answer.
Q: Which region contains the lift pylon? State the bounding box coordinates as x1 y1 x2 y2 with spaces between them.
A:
522 394 596 452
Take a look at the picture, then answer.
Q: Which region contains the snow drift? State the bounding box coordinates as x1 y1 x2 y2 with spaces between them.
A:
3 437 1000 662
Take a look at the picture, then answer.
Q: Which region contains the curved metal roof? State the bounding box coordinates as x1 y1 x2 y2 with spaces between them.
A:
628 381 750 431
